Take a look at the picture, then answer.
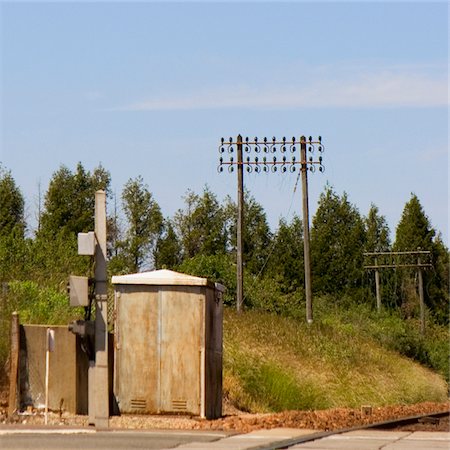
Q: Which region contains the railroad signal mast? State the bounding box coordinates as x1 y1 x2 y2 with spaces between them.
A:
218 135 324 323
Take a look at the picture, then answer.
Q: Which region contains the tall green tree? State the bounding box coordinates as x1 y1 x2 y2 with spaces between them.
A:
311 186 366 296
393 194 448 322
0 165 25 238
31 163 110 286
153 219 182 269
121 176 163 272
363 204 393 307
393 193 434 252
224 191 272 275
0 166 28 282
174 187 227 260
267 215 304 293
364 204 390 252
428 233 450 324
39 163 110 237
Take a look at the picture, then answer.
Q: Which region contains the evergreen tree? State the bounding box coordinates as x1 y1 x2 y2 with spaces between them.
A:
0 165 25 238
0 166 28 282
393 194 447 322
31 163 110 286
121 176 163 272
393 193 434 252
224 191 272 275
267 215 304 293
311 186 366 296
428 233 450 324
364 204 390 252
174 187 227 259
153 219 182 269
363 204 393 307
39 163 110 237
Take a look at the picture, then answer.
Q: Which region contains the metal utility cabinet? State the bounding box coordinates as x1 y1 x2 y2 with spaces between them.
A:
111 269 224 419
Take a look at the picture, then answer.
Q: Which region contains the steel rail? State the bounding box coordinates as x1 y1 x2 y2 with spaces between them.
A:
246 410 450 450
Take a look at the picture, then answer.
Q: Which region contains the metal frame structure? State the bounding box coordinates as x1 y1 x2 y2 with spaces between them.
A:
218 135 324 323
364 250 432 333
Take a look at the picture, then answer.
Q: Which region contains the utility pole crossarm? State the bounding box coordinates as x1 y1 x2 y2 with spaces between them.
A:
218 136 324 174
364 263 433 269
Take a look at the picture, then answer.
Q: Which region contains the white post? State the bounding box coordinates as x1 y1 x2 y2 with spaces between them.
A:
44 328 55 425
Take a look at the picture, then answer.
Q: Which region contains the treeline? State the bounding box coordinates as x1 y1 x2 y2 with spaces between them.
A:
0 162 448 324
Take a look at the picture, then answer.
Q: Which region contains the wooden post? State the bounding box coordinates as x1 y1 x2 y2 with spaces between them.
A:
8 312 19 417
301 136 313 324
236 135 244 314
418 256 425 335
374 258 381 312
94 190 109 428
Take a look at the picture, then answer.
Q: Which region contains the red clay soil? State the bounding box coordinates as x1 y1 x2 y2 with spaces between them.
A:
197 402 450 432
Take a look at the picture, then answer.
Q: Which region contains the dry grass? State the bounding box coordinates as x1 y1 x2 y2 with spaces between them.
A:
223 308 448 413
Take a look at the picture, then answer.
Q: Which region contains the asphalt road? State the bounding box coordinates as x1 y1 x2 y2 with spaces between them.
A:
0 429 229 450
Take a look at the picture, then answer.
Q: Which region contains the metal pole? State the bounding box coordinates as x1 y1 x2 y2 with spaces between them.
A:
418 256 425 335
300 136 313 324
94 190 109 428
236 135 244 313
374 257 381 312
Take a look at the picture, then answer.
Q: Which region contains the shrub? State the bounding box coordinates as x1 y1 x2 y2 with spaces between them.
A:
177 253 236 305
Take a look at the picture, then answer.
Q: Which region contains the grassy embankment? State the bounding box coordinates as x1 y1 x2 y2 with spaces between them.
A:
223 303 449 413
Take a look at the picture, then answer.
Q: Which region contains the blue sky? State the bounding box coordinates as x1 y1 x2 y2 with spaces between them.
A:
1 1 448 245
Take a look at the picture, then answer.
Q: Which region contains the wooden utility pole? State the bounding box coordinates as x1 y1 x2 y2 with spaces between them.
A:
8 312 19 417
418 255 425 334
236 135 244 313
300 136 313 324
94 190 109 428
374 257 381 311
218 135 324 323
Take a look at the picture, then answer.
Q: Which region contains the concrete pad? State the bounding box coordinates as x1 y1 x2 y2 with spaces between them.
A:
383 431 450 450
290 438 395 449
290 430 450 450
290 432 400 449
165 429 321 450
384 442 450 450
244 428 319 438
341 430 410 439
403 431 450 440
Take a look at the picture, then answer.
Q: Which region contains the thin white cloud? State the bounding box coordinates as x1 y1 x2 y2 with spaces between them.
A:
112 68 448 111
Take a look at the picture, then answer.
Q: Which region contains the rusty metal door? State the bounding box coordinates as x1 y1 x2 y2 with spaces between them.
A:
115 287 159 413
159 286 203 415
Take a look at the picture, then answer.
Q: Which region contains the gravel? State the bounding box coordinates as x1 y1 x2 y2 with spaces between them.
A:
1 400 449 433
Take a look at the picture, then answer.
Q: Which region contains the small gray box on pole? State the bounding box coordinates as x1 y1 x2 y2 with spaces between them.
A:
69 275 89 307
78 231 96 256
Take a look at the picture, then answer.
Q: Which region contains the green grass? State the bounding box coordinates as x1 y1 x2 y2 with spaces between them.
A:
223 305 449 413
0 280 83 385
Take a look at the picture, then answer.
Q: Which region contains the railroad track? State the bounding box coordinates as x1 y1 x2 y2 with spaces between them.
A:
370 410 449 430
251 410 450 450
